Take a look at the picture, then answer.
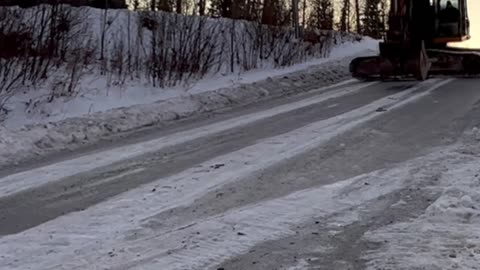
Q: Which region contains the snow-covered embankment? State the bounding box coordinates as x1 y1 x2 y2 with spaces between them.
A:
0 7 378 168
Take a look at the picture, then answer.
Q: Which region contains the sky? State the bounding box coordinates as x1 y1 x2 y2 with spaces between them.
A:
461 0 480 48
468 0 480 48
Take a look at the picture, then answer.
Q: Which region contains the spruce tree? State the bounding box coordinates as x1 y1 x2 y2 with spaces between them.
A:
262 0 289 26
209 0 233 18
157 0 172 12
309 0 334 30
339 0 351 32
362 0 385 38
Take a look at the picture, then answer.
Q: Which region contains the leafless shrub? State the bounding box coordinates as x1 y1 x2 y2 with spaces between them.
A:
107 30 128 86
0 5 360 119
143 12 222 87
0 7 32 109
228 21 350 71
139 11 158 31
234 21 260 71
0 4 93 114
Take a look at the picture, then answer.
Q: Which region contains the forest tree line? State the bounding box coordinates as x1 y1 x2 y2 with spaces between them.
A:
0 0 388 38
128 0 388 38
134 0 388 39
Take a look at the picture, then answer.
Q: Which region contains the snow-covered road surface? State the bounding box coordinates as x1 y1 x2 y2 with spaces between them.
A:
0 80 373 197
1 77 480 270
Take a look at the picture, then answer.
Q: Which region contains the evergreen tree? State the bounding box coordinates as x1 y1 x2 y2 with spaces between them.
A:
338 0 351 32
354 0 361 33
308 0 334 30
176 0 182 13
362 0 385 38
157 0 172 12
262 0 289 26
198 0 206 15
232 0 246 19
209 0 232 18
91 0 127 9
244 0 262 21
132 0 140 10
262 0 276 25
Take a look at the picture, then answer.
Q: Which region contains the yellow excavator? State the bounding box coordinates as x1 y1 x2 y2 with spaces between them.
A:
350 0 480 80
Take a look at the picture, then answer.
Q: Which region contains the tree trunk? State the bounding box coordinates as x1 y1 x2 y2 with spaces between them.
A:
176 0 182 13
340 0 351 32
302 0 307 28
262 0 275 25
245 0 255 20
222 0 233 18
151 0 156 11
292 0 300 37
355 0 361 33
199 0 206 16
100 1 108 61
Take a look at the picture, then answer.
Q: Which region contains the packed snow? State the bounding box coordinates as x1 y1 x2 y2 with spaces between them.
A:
0 78 467 270
363 129 480 270
0 78 449 198
0 80 373 196
1 125 479 270
2 38 378 129
0 39 378 168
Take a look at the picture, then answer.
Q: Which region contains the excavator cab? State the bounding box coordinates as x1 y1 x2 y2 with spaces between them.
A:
433 0 470 44
350 0 480 80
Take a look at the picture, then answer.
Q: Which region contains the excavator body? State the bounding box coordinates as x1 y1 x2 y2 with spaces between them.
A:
350 0 480 80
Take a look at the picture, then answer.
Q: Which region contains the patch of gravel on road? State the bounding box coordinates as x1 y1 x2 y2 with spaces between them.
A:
0 52 373 168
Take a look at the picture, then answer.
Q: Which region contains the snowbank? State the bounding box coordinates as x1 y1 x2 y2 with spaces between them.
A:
3 38 377 129
0 4 378 167
0 40 378 168
0 5 364 119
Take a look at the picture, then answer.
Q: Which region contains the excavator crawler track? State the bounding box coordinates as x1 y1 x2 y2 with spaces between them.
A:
350 47 480 80
350 41 432 81
350 0 477 81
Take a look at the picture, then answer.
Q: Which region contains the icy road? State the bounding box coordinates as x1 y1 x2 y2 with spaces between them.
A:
1 78 480 270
